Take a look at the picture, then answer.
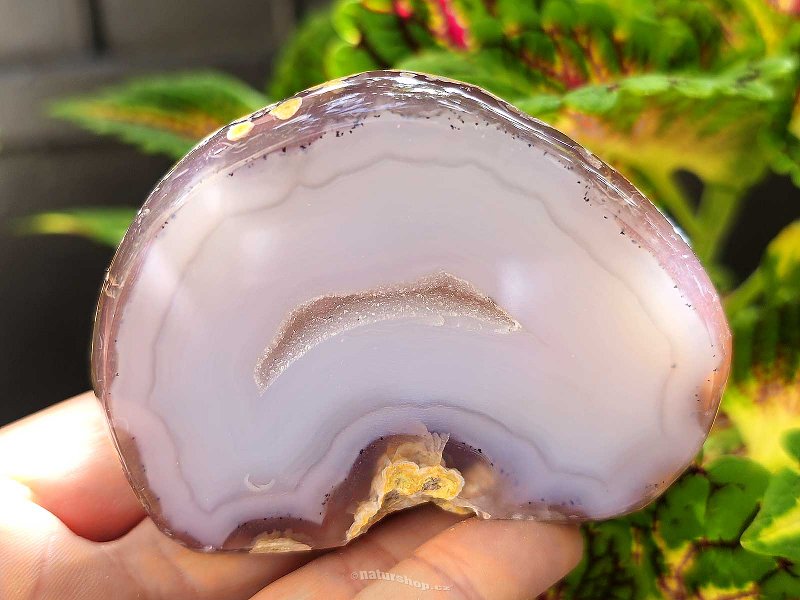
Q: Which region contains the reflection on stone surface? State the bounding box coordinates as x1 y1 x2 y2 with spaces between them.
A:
92 71 731 552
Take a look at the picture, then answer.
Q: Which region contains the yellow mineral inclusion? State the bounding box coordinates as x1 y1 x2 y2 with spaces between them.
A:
250 532 312 553
347 432 469 541
385 461 463 498
226 120 254 141
309 76 348 94
269 97 303 121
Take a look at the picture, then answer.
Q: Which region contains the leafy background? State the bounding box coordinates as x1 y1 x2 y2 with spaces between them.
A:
19 0 800 597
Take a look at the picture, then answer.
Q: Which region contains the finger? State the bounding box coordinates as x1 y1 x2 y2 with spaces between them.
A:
0 477 112 600
0 392 145 541
355 519 583 600
105 517 313 600
257 505 466 599
0 394 338 599
0 479 314 600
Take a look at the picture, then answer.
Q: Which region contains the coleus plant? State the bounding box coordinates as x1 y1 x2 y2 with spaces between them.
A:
28 0 800 597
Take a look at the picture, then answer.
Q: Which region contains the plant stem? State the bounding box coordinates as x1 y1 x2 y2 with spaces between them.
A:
693 184 745 266
650 170 702 242
724 268 764 315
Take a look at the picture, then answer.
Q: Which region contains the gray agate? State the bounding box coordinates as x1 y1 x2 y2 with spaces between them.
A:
92 71 731 552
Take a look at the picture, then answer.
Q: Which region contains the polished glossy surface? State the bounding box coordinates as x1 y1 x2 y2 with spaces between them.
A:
92 71 731 552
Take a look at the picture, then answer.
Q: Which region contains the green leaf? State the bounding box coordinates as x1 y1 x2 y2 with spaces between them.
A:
742 468 800 561
767 220 800 298
783 429 800 463
702 421 745 465
721 215 800 465
792 98 800 140
512 94 563 117
655 472 709 548
722 382 800 473
736 0 800 54
684 545 776 591
550 518 662 599
396 50 537 99
552 57 798 184
51 72 268 159
541 0 579 31
767 132 800 188
705 456 770 542
725 220 800 388
761 565 800 600
324 40 381 78
332 0 364 46
14 208 136 247
268 11 339 99
495 0 540 31
563 84 620 114
616 74 670 95
359 6 422 63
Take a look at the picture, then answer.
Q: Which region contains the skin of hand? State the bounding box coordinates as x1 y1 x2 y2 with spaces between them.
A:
0 392 582 600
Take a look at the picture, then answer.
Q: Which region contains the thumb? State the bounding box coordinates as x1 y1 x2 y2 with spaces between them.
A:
355 518 583 599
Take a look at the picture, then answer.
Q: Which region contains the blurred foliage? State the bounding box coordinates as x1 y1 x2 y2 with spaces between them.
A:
14 208 138 248
50 72 268 158
29 0 800 597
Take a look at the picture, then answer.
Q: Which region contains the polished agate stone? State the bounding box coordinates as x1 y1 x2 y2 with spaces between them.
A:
92 71 731 552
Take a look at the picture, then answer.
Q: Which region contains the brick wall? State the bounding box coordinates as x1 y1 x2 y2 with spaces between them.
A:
0 0 329 424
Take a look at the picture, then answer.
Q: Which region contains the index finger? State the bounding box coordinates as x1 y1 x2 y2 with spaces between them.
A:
356 518 583 600
0 392 145 541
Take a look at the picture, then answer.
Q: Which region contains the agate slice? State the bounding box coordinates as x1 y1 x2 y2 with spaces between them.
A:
92 71 731 552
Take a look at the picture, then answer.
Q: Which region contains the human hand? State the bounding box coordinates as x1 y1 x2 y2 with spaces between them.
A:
0 392 582 599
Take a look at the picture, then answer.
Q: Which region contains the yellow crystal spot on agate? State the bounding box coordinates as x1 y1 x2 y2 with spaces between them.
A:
309 77 348 94
226 120 254 141
269 97 303 121
250 532 312 553
436 499 481 516
347 432 467 541
384 461 463 498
